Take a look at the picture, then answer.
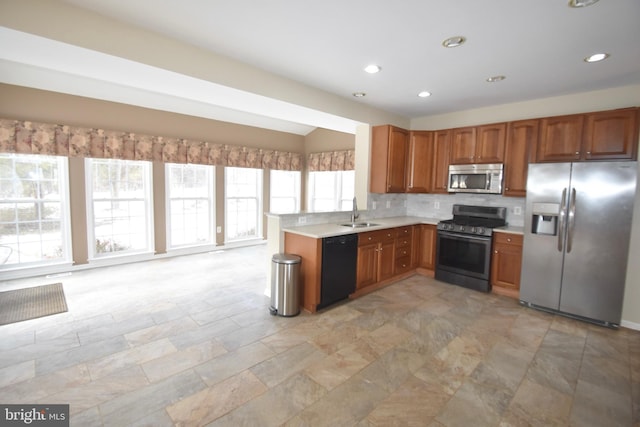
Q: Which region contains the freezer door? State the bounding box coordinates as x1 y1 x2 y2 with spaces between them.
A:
520 163 571 309
559 161 637 324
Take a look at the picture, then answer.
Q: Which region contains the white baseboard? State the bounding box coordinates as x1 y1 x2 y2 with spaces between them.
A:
620 320 640 331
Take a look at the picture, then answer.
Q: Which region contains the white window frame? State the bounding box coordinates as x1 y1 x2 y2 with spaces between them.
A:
269 169 301 214
224 167 263 243
85 158 154 260
165 163 215 250
0 153 72 271
307 170 355 212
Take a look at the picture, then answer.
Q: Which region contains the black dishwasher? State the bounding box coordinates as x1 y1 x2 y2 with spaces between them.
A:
318 233 358 310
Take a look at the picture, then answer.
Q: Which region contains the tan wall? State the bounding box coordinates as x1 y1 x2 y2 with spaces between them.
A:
0 84 305 151
304 128 355 154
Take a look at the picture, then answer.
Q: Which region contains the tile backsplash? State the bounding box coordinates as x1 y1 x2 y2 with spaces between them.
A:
276 193 525 228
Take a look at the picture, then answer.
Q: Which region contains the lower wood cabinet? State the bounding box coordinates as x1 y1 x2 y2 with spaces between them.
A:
417 224 437 270
490 232 523 298
356 229 395 290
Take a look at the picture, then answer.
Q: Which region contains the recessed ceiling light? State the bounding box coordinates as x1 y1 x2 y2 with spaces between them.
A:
486 75 506 82
584 53 609 63
442 36 466 48
352 92 366 98
568 0 599 7
417 91 432 98
364 64 381 74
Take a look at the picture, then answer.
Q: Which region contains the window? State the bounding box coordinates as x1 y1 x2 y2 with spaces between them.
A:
308 170 355 212
225 167 262 242
86 158 153 258
166 163 214 249
269 170 300 214
0 153 71 268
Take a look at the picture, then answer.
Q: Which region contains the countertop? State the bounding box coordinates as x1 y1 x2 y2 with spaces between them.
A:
282 215 525 238
282 216 440 239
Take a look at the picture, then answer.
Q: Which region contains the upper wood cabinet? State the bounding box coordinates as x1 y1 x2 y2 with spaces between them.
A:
432 129 451 194
583 108 639 161
504 120 538 197
536 108 638 162
450 123 506 164
370 125 409 193
406 131 433 193
537 114 585 162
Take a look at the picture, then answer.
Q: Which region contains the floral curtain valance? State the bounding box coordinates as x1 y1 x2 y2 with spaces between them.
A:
0 118 303 171
307 150 355 172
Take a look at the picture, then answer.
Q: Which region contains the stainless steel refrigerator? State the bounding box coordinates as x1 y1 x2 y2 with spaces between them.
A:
520 161 637 327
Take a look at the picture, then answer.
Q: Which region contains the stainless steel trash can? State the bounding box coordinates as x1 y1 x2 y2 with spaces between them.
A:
269 253 301 317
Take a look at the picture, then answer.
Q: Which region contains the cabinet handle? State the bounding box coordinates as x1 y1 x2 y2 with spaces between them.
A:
507 238 511 242
575 151 580 155
586 151 591 154
495 250 498 254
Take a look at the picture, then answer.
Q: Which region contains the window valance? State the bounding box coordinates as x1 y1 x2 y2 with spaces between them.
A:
307 150 355 172
0 118 303 171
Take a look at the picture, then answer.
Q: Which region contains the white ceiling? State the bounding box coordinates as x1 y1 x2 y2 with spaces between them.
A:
2 0 640 135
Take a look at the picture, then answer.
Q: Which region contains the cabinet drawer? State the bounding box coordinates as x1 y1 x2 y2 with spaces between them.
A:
395 246 411 259
395 226 413 238
493 232 523 245
395 256 412 274
358 229 396 246
395 237 412 249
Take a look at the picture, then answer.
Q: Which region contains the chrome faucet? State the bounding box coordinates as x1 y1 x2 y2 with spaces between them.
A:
350 197 359 223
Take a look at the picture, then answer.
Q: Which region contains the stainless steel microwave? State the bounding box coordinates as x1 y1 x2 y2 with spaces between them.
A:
447 163 504 194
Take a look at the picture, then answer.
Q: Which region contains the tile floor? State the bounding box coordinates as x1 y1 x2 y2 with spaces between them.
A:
0 243 638 426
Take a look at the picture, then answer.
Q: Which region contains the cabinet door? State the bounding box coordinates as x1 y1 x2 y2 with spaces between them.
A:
406 131 433 193
356 243 378 289
432 129 451 193
418 224 437 270
504 120 538 197
537 114 584 162
476 123 506 163
490 234 523 291
450 127 476 164
378 240 396 281
583 108 638 161
387 126 409 192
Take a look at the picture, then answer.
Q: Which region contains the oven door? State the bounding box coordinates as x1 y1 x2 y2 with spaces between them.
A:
436 230 492 280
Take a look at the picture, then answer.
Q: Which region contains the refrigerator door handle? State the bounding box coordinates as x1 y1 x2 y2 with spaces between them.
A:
567 188 577 253
558 188 567 251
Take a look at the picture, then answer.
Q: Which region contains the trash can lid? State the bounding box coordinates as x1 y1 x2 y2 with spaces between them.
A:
272 253 302 264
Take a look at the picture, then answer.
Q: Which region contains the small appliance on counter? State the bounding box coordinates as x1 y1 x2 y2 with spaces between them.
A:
435 204 507 292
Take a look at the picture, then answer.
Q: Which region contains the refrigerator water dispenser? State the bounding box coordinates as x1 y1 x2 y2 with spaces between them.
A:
531 203 559 235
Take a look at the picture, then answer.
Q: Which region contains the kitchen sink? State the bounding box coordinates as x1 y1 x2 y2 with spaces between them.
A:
340 222 379 228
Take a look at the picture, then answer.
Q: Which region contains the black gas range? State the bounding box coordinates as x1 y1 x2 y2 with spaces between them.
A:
435 205 507 292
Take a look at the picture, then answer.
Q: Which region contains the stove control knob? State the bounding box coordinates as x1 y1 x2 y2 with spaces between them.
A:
470 227 476 233
476 227 485 235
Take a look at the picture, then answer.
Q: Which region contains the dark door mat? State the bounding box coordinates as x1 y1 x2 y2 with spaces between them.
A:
0 283 68 326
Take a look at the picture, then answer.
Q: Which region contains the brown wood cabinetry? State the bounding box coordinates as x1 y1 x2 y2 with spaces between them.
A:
432 129 451 194
490 232 523 299
450 127 476 164
370 125 409 193
406 131 433 193
417 224 437 271
450 123 506 164
394 226 415 275
583 108 638 161
283 232 322 313
537 108 638 162
504 120 538 197
356 229 396 290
